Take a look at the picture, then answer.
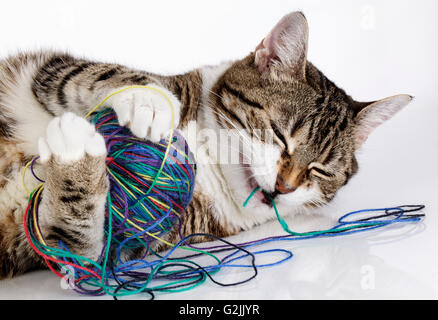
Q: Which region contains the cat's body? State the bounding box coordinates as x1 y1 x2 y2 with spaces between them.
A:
0 12 412 278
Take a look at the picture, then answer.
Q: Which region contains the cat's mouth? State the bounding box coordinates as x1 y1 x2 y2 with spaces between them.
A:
242 164 275 206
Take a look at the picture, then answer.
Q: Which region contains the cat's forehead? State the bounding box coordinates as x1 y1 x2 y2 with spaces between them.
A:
223 55 320 114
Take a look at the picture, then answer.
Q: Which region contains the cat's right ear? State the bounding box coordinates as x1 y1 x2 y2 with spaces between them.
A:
254 11 309 81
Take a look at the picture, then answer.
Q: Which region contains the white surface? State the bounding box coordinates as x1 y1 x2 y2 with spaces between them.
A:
0 0 437 299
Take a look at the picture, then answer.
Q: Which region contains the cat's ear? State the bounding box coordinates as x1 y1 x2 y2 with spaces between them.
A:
255 11 309 81
353 94 413 148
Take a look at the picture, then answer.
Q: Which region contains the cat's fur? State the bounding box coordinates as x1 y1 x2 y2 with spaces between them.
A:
0 12 412 278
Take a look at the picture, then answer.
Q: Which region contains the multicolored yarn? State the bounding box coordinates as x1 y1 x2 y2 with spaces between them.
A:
92 108 195 246
22 86 426 299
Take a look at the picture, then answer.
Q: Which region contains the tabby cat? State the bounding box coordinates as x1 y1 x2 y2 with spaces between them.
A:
0 12 411 278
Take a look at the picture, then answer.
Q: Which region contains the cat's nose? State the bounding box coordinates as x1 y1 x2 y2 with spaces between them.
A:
275 176 296 194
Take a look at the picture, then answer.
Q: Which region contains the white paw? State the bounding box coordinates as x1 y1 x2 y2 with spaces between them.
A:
108 84 181 142
38 112 107 163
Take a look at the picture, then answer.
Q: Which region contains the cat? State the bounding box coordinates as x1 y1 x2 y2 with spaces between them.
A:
0 12 412 278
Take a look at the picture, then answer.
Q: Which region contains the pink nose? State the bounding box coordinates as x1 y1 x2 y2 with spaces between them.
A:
275 176 296 194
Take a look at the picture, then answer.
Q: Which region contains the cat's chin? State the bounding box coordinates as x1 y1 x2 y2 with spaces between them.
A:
275 186 327 214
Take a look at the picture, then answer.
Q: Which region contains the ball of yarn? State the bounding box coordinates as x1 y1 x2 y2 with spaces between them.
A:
91 108 196 247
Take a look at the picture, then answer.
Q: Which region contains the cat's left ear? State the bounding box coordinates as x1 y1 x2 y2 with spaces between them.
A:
255 11 309 81
353 94 413 148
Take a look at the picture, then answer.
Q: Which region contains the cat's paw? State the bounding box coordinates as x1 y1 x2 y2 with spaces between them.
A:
108 84 180 142
38 112 106 163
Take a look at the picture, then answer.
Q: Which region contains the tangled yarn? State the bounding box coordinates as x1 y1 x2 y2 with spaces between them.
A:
92 108 196 247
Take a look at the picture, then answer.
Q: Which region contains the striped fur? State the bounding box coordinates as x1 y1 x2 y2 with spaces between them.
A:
0 12 411 278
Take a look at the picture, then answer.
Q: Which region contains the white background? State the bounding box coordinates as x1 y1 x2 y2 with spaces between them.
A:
0 0 437 299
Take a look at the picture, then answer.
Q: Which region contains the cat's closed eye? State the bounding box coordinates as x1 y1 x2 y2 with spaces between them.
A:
307 163 333 180
270 121 288 149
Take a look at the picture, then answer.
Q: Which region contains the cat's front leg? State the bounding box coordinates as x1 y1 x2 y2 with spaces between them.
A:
106 84 181 142
37 112 109 261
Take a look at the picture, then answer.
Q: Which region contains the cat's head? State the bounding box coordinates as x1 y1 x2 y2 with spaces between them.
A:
208 12 412 213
